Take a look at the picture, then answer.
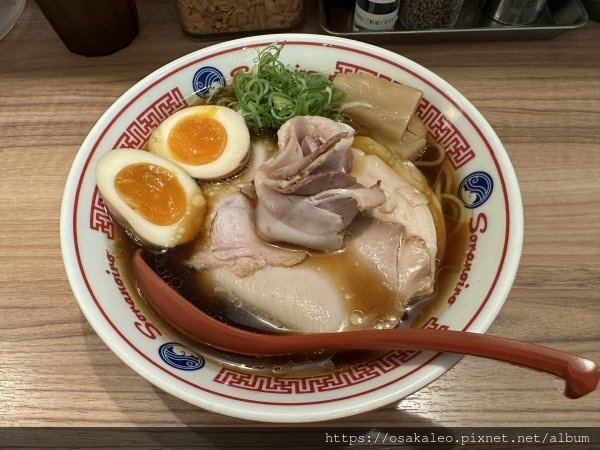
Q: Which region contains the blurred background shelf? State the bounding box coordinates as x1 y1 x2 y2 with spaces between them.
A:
320 0 588 43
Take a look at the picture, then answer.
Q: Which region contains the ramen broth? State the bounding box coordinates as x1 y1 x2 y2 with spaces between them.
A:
109 135 470 373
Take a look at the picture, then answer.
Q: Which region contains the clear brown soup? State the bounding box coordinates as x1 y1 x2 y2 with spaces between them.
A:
113 140 469 374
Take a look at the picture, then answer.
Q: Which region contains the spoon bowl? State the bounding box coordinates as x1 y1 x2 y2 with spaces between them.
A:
132 249 599 399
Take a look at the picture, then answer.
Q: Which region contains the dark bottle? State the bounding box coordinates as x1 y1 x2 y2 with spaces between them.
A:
35 0 138 57
353 0 400 31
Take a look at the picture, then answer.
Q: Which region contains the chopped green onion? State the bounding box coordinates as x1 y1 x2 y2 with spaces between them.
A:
231 44 345 136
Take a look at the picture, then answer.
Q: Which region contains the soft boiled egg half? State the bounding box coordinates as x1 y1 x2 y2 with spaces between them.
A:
96 149 207 248
147 105 251 180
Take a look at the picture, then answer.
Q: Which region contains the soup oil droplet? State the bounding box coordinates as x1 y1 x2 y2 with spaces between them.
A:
169 277 183 290
192 194 206 207
386 313 399 327
350 310 364 325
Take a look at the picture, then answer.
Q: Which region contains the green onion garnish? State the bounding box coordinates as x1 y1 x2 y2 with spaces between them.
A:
231 44 345 136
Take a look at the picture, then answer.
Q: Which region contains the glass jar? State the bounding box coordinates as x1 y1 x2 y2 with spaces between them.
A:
176 0 305 39
398 0 464 30
353 0 400 31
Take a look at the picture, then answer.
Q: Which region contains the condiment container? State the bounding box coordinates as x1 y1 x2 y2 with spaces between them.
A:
398 0 464 30
483 0 548 25
176 0 305 38
353 0 401 31
0 0 26 40
35 0 138 57
581 0 600 21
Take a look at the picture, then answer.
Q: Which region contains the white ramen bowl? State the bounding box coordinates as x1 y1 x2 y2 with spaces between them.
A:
60 34 523 423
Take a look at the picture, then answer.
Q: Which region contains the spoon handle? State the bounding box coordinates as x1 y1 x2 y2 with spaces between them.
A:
132 249 599 399
207 326 599 398
335 328 599 399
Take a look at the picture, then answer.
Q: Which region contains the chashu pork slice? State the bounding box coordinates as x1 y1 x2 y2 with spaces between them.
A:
201 265 348 333
350 150 437 292
348 216 433 310
187 193 307 277
254 116 385 252
200 216 432 334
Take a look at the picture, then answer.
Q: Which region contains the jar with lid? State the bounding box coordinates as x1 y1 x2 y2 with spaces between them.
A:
398 0 464 30
176 0 305 38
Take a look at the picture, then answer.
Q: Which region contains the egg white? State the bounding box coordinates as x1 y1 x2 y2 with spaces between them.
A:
95 149 207 248
147 105 251 180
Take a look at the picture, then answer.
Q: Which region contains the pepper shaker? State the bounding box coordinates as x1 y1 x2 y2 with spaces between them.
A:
354 0 401 31
398 0 465 30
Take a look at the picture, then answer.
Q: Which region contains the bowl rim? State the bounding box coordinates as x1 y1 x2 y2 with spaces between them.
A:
60 33 524 422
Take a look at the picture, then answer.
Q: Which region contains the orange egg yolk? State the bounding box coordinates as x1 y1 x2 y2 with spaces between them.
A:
115 163 186 226
167 113 227 165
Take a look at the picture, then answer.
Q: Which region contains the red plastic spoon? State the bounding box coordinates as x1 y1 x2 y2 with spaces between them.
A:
132 249 599 399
